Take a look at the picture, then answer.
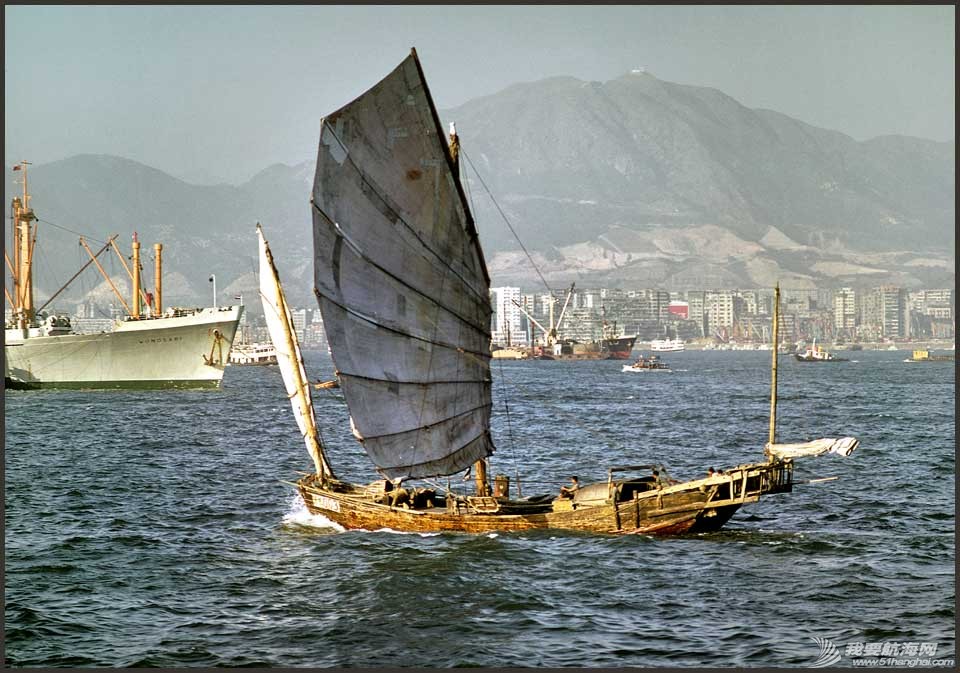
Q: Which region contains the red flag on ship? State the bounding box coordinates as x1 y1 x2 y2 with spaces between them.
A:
12 165 21 171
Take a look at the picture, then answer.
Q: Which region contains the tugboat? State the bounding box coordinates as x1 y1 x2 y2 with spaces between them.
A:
794 339 847 363
622 353 671 372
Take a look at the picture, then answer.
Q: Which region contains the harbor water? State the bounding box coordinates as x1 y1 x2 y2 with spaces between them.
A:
4 349 955 666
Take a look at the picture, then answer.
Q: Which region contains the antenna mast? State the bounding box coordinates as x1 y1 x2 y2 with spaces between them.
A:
767 284 780 452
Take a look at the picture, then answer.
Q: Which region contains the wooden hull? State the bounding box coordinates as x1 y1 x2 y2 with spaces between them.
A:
296 461 792 536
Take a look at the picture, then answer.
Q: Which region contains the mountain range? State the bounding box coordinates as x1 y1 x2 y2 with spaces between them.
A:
5 69 954 315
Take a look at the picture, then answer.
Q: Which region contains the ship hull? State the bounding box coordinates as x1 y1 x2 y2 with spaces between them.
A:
296 460 791 536
4 306 242 389
793 354 847 363
537 336 637 360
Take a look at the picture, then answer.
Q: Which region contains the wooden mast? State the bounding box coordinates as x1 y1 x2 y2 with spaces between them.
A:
276 259 334 481
767 284 780 454
259 224 334 482
80 237 131 315
37 236 117 314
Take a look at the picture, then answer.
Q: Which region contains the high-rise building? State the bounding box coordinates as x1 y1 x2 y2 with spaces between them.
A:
291 308 308 342
834 287 856 336
490 287 526 346
705 291 735 337
877 286 907 338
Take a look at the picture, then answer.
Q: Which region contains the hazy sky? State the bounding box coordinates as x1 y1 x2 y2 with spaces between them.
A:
5 5 954 185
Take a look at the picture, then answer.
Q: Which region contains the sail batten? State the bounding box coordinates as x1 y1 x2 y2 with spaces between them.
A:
311 161 489 305
313 50 494 481
308 291 493 361
338 372 489 386
309 234 492 348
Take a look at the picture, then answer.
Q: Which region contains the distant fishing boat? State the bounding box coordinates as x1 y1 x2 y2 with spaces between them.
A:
4 162 242 389
622 354 671 372
264 49 859 536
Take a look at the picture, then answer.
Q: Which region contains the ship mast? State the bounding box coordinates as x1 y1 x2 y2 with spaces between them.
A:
10 161 37 329
553 283 575 346
767 284 780 454
154 243 163 314
131 232 142 319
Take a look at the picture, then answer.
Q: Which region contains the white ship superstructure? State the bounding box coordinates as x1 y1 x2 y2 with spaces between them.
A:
650 337 685 352
228 342 278 366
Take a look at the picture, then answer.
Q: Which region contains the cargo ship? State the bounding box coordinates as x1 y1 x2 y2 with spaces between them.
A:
4 161 242 389
534 335 636 360
512 283 637 360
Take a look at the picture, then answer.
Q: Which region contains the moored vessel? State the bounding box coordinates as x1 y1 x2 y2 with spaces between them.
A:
903 349 954 363
4 162 242 389
650 337 685 352
229 342 278 366
514 284 637 360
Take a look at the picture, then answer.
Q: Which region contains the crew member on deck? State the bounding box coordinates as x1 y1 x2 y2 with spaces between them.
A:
559 476 580 499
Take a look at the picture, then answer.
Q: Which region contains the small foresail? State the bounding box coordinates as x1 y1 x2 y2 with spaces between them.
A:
257 224 334 479
765 437 860 459
312 49 494 481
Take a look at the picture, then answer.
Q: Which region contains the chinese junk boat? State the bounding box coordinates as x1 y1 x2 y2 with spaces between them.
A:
622 354 671 372
263 49 858 535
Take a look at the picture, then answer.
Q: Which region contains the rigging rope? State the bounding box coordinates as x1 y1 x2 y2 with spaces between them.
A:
495 356 520 486
36 218 110 246
306 132 639 490
460 149 553 296
463 150 520 477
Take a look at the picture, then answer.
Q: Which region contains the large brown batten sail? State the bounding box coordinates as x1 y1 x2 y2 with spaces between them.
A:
311 49 494 481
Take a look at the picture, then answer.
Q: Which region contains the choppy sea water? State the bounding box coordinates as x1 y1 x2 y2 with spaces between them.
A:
4 349 955 667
